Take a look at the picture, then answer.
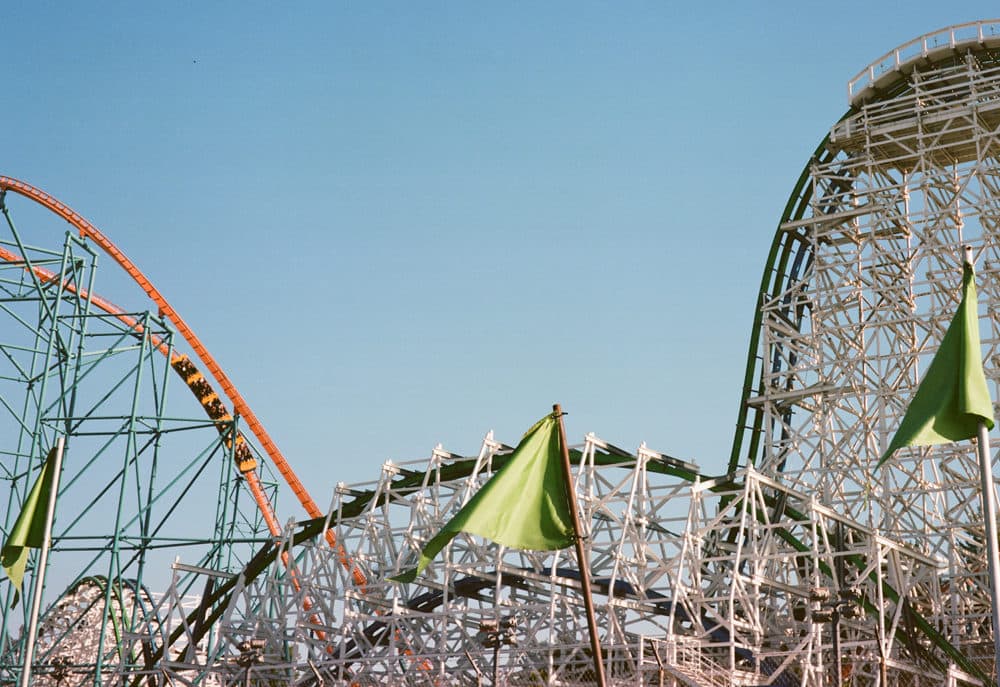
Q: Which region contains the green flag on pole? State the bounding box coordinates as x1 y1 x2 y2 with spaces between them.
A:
391 413 575 583
2 447 60 604
879 260 995 467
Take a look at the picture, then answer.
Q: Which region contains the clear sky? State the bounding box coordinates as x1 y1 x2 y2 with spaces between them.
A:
4 2 999 520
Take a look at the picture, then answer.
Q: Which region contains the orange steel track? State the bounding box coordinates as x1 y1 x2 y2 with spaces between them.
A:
0 175 366 588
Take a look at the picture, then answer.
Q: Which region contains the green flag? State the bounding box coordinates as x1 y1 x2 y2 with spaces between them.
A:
391 413 575 583
2 447 60 603
879 260 995 467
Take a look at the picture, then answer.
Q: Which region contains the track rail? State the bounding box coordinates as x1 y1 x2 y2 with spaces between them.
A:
0 176 365 588
728 123 846 472
0 176 313 512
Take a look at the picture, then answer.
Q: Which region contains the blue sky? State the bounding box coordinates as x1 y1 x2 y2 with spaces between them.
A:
4 2 999 518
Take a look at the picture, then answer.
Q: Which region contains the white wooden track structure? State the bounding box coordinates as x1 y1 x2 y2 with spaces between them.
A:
9 19 1000 687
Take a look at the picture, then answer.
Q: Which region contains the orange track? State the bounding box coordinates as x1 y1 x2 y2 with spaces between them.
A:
0 176 366 588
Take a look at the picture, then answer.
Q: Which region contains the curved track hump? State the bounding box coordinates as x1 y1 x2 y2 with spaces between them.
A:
0 177 313 512
0 176 366 588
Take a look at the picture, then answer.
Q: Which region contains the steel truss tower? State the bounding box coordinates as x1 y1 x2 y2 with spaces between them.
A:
0 186 279 685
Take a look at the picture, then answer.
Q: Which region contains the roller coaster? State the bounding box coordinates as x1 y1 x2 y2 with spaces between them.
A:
4 18 1000 687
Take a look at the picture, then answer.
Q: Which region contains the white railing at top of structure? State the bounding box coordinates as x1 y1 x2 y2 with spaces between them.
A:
848 19 1000 104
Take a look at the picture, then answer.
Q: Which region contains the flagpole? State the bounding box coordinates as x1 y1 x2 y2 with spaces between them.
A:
18 437 65 687
553 404 607 687
975 421 1000 682
960 243 1000 684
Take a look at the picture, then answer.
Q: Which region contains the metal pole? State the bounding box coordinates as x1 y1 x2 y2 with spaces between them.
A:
463 650 484 687
874 537 888 686
652 643 665 687
975 421 1000 684
553 404 607 687
19 437 66 687
492 642 501 686
832 522 844 687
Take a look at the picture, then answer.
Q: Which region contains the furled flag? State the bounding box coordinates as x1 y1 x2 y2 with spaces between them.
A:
2 446 60 604
879 259 995 467
391 413 575 583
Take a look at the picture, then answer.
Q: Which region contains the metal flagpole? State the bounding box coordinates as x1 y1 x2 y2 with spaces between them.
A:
553 404 607 687
975 421 1000 683
962 243 1000 684
18 436 65 687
